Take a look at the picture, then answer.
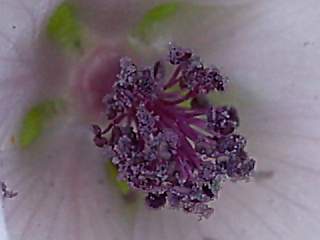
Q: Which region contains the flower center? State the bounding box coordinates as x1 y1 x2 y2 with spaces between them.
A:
92 44 255 219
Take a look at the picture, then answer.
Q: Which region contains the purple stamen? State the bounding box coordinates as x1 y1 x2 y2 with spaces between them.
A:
92 44 256 219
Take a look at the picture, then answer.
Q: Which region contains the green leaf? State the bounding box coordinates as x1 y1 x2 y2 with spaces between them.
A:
19 100 63 148
105 161 130 195
133 2 182 43
47 1 83 51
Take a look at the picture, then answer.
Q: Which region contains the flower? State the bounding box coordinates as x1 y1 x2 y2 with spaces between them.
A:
1 0 320 240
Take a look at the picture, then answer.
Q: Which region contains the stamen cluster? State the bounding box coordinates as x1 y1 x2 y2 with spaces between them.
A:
93 44 255 218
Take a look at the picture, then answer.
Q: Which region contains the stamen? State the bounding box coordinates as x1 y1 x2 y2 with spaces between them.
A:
92 44 256 219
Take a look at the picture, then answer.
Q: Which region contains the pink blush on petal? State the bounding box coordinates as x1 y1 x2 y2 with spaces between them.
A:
70 44 121 118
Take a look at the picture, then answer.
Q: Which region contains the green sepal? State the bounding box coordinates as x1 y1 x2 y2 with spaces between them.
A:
47 1 83 51
105 161 130 195
132 2 182 43
19 99 64 148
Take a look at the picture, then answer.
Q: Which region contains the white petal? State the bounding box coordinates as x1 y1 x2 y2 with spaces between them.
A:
133 206 201 240
1 121 134 240
0 200 9 240
198 1 320 240
0 1 133 240
132 1 320 239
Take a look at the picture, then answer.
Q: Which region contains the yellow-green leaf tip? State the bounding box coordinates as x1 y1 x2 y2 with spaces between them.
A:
18 100 63 148
47 1 83 51
133 2 182 43
105 161 131 195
